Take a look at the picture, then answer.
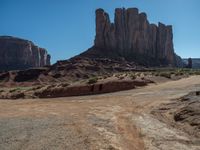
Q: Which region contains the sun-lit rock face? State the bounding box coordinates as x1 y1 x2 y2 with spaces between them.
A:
0 36 51 71
82 8 183 67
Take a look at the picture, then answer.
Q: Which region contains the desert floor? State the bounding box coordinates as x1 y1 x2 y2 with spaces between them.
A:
0 76 200 150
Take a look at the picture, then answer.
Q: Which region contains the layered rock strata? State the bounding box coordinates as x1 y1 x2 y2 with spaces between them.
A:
0 36 51 71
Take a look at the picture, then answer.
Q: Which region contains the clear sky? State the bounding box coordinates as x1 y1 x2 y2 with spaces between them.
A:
0 0 199 63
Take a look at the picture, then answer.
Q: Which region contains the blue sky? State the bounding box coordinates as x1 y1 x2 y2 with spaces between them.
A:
0 0 199 63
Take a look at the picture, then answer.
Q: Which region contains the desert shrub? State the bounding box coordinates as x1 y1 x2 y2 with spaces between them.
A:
87 77 98 84
119 76 125 80
174 69 185 76
143 72 148 76
194 71 200 75
181 69 200 76
9 87 31 93
174 71 179 76
130 74 136 80
114 73 125 80
98 76 103 80
188 71 194 75
102 73 112 79
174 72 179 76
10 92 25 99
154 72 160 76
31 86 43 90
102 75 107 79
159 72 171 78
175 72 184 76
148 72 154 76
179 72 184 75
61 83 70 87
105 73 112 78
52 73 62 78
9 88 19 93
169 71 175 75
114 73 121 78
135 72 141 77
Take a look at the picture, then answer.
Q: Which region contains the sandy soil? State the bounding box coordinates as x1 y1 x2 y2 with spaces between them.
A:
0 76 200 150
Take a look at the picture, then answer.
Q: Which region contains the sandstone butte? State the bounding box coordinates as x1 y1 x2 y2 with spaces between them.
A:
80 8 183 67
0 36 51 71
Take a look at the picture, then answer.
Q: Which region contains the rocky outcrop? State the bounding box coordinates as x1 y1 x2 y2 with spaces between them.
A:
152 91 200 138
0 36 51 71
81 8 182 67
34 81 137 98
0 79 150 99
0 77 154 99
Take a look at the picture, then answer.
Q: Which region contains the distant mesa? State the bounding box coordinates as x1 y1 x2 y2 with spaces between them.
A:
0 36 51 71
79 8 183 67
183 58 200 69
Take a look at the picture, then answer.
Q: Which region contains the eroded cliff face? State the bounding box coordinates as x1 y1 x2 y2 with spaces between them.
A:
0 36 51 71
82 8 182 67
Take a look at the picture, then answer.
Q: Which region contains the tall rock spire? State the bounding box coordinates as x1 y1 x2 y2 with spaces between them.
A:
82 8 182 67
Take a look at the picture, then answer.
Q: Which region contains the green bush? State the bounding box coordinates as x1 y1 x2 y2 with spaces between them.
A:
9 87 31 93
130 74 136 80
175 72 184 76
87 77 98 84
159 72 171 79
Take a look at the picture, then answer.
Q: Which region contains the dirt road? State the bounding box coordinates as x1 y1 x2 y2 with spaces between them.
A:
0 76 200 150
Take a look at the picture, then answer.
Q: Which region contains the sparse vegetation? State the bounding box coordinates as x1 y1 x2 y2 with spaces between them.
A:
153 72 160 76
150 68 200 79
119 76 125 80
31 86 43 90
135 72 141 77
103 75 108 79
9 87 32 93
193 71 200 75
130 74 136 80
174 72 183 76
60 83 70 87
87 77 98 84
159 72 171 78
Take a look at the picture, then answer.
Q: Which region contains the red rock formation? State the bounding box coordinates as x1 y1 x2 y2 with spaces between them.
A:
81 8 182 67
34 80 150 98
0 36 51 71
